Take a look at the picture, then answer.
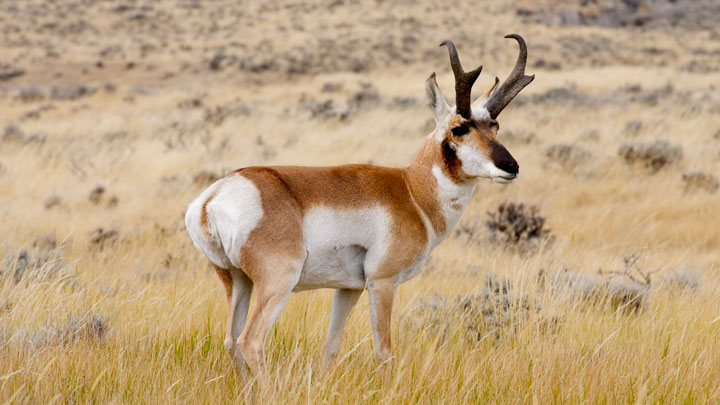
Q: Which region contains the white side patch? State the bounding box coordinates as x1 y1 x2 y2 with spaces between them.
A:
431 165 476 236
297 206 392 290
185 173 264 269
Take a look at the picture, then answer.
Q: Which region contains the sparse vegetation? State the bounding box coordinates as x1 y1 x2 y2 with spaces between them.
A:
1 0 719 402
485 202 553 251
545 143 592 170
405 275 560 343
618 140 683 173
682 171 719 193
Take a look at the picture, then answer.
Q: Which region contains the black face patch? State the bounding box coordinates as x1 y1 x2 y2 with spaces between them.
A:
489 140 519 175
451 124 469 136
441 138 462 179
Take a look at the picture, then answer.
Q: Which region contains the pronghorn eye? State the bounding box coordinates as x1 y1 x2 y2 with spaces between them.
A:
489 120 499 130
451 125 469 136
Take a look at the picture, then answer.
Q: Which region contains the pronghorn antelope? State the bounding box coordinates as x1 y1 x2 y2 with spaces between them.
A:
185 34 534 378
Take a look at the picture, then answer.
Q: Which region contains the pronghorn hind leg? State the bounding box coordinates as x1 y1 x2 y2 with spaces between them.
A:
236 259 303 381
322 288 363 369
367 278 397 367
214 265 253 377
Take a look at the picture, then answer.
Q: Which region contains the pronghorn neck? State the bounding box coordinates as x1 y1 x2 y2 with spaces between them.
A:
405 136 476 240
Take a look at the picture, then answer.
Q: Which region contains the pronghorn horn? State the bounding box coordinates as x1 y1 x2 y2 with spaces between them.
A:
485 34 535 119
440 40 482 119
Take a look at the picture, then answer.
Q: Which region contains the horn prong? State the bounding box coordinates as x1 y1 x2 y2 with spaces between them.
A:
440 40 482 119
485 34 535 119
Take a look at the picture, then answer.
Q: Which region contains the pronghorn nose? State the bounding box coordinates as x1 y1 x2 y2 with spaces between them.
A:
491 142 519 175
498 155 519 175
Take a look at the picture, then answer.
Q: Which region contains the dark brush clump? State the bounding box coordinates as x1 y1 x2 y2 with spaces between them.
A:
485 202 553 250
28 312 107 347
1 234 69 283
618 140 683 173
682 172 719 193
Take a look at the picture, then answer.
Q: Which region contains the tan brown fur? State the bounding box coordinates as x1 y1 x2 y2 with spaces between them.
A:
213 264 233 304
200 192 216 239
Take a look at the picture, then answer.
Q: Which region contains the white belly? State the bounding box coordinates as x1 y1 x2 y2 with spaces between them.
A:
294 244 367 291
293 206 391 291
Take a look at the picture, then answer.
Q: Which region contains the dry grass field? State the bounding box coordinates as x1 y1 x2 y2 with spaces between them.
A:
1 0 720 402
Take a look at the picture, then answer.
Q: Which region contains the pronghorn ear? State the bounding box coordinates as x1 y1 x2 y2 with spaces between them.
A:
425 73 451 123
472 76 500 106
470 76 499 119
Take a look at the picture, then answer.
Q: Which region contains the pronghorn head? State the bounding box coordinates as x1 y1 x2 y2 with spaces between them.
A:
425 35 534 183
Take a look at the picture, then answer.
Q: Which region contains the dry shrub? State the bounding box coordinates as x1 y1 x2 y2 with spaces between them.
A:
519 0 719 30
16 312 108 348
192 170 222 187
203 103 251 126
0 65 24 81
623 120 643 137
44 194 62 209
501 129 538 145
681 172 719 193
544 270 648 314
88 184 106 204
89 228 119 250
1 235 69 283
299 98 350 121
300 83 382 121
2 124 46 144
545 143 592 169
485 202 553 251
618 140 683 173
660 268 702 292
404 276 557 343
542 256 652 314
50 85 96 101
347 82 380 110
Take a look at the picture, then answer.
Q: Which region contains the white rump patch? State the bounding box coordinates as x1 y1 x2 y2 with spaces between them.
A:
185 173 263 269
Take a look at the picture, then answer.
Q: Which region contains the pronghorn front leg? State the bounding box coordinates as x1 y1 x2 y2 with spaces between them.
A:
322 288 363 369
367 278 397 366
